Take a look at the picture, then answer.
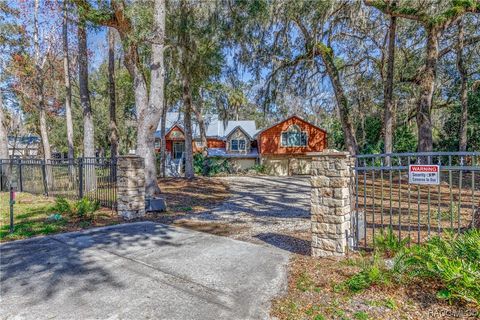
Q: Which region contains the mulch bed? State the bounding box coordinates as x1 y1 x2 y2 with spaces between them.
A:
144 177 232 223
271 254 479 320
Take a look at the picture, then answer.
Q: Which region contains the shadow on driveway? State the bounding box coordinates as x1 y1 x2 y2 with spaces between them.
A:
0 222 289 320
255 232 311 256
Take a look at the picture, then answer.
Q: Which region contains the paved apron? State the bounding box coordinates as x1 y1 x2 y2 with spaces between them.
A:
0 222 289 320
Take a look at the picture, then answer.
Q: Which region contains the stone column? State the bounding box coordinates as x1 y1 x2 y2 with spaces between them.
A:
309 150 354 257
116 156 145 219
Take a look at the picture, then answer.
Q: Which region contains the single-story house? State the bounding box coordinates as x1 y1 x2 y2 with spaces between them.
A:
155 113 327 175
8 136 41 158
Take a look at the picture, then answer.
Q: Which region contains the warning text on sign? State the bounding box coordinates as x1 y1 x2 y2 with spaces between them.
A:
408 165 440 185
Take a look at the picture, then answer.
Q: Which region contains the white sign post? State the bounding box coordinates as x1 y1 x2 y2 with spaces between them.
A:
408 165 440 185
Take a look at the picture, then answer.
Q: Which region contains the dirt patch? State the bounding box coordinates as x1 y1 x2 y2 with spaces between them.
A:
271 254 479 320
157 177 231 215
144 177 232 228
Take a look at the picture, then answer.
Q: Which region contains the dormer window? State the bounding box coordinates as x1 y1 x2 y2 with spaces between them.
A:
231 139 246 151
281 124 307 147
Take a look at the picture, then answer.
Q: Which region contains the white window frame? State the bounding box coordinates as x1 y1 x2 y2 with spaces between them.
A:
231 139 246 151
281 125 308 147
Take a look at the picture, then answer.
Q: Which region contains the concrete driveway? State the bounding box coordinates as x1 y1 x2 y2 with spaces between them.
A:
0 222 289 320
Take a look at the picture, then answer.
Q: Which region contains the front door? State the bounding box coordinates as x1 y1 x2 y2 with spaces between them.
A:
173 142 185 159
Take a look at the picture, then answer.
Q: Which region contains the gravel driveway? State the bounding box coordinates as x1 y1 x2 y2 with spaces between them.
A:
178 176 312 255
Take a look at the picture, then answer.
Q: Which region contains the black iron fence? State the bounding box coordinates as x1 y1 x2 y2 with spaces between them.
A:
0 158 117 209
351 152 480 249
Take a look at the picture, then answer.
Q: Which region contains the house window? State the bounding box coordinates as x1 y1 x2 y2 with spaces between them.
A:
231 139 246 151
281 125 307 147
155 140 161 149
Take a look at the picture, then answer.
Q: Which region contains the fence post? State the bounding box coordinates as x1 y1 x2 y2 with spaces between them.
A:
309 150 354 257
41 159 48 196
78 158 84 199
18 159 23 192
116 155 145 219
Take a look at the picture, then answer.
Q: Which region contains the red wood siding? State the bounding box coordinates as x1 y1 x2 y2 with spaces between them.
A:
166 140 173 153
257 116 327 155
156 125 209 155
165 126 185 140
207 138 226 148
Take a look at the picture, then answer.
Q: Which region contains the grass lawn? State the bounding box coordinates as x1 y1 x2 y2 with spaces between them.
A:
0 192 122 242
271 253 479 320
1 177 231 242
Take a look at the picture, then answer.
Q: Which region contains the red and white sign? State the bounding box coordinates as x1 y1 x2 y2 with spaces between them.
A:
408 165 440 185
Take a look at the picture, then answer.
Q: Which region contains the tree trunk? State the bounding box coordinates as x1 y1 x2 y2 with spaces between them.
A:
384 15 396 158
183 75 194 179
108 27 119 157
160 101 167 177
318 46 358 155
78 19 96 191
0 89 10 188
456 20 468 152
136 0 165 196
34 0 52 175
0 89 8 160
416 31 438 152
192 102 207 153
78 22 95 159
63 1 74 161
74 0 166 196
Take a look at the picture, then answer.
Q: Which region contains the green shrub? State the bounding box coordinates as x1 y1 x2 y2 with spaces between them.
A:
337 253 390 293
74 197 100 220
209 158 231 176
251 164 267 174
393 230 480 306
193 153 207 175
342 231 480 306
51 197 73 215
193 154 232 176
374 227 410 257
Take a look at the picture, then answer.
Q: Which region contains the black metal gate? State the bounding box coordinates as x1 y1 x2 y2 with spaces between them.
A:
351 152 480 249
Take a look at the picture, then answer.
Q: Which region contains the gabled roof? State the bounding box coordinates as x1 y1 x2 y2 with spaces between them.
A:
254 115 327 138
225 125 254 140
224 121 258 138
165 123 185 137
155 113 258 140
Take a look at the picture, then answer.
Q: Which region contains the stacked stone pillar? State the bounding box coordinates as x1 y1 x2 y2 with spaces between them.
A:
310 150 354 257
116 156 146 219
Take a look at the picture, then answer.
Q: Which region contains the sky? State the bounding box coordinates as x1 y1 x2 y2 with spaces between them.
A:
1 0 337 122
